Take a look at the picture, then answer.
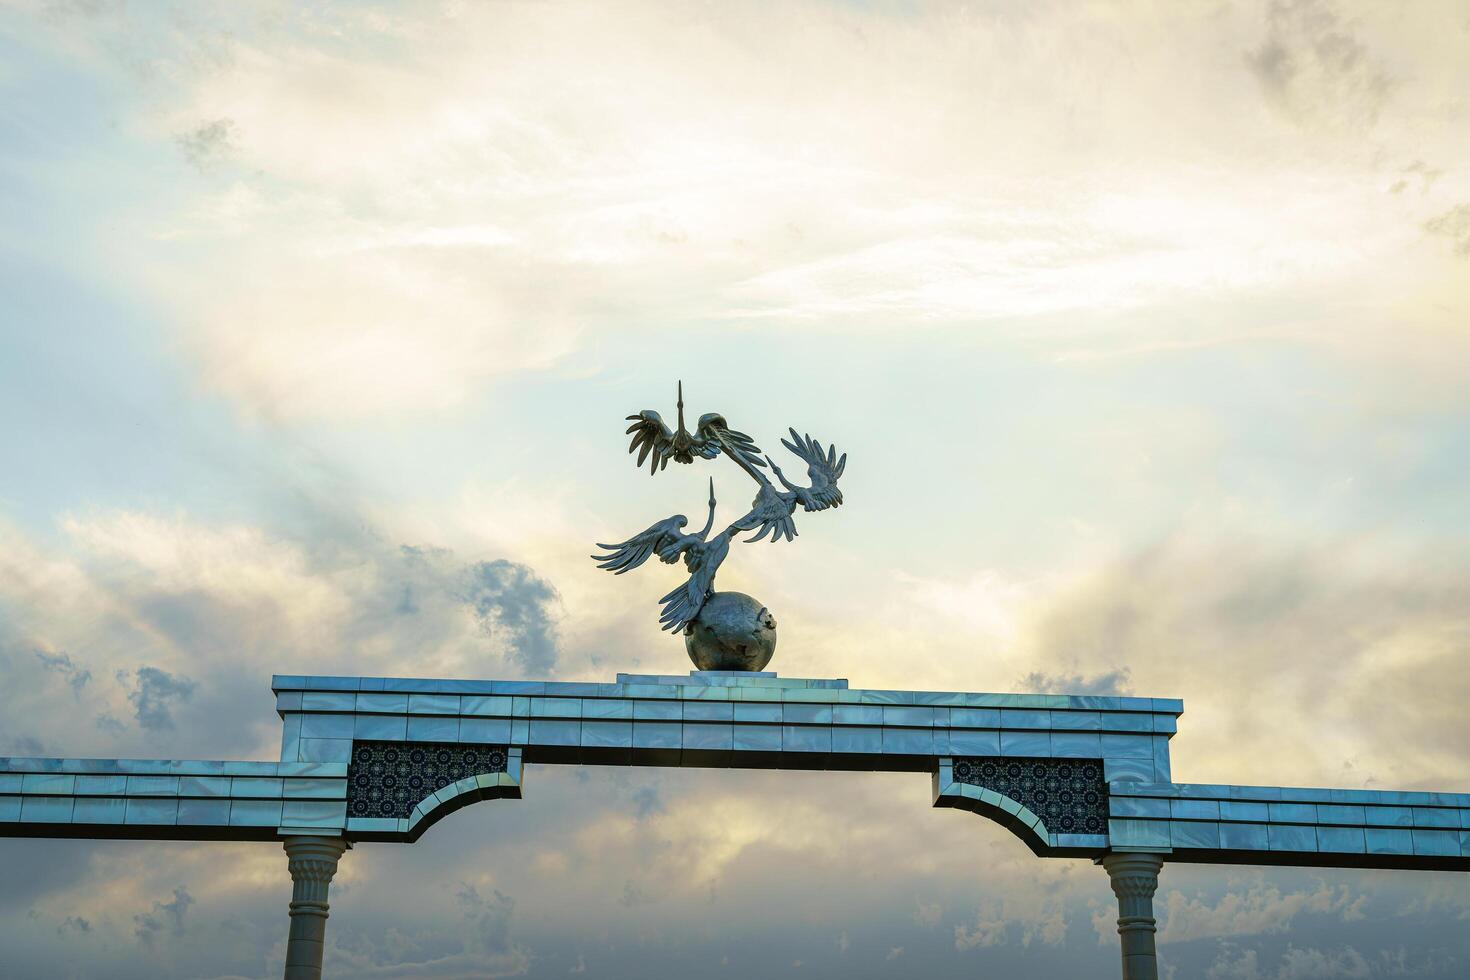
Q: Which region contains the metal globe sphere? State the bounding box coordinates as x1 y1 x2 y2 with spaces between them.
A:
684 591 777 671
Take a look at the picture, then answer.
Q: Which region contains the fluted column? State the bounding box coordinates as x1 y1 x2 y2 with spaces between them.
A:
1101 852 1164 980
283 836 349 980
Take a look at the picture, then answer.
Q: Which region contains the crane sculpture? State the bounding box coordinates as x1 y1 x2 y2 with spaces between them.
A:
591 382 848 670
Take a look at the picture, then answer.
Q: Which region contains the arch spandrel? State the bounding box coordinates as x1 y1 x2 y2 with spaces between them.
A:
343 741 523 842
932 756 1114 857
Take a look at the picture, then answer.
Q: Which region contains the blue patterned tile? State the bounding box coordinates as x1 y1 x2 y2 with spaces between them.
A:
783 726 832 753
1171 821 1221 848
74 775 129 799
1317 827 1367 853
1363 806 1413 827
1000 731 1050 757
1364 828 1413 854
684 702 733 722
732 725 782 752
406 717 459 742
1412 829 1459 857
72 798 127 824
884 729 934 755
1268 825 1317 851
682 723 734 750
631 722 680 749
1219 822 1270 850
123 798 176 825
20 773 74 795
580 720 633 748
1170 799 1220 820
176 799 230 826
1110 796 1170 819
831 727 882 754
356 693 410 713
1219 801 1270 822
1411 808 1458 829
1108 818 1171 848
948 730 1001 755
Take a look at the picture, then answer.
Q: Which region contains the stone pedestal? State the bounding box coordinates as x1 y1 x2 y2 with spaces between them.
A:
283 836 349 980
1101 852 1164 980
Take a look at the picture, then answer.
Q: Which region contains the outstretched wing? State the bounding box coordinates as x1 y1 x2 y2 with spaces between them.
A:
657 533 730 632
693 413 766 471
625 410 674 475
728 482 798 544
591 514 689 574
771 428 847 511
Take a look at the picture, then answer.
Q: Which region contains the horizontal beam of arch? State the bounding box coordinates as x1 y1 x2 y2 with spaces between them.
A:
1 669 1468 871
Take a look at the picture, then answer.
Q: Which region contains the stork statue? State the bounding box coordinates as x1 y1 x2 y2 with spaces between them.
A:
591 382 848 671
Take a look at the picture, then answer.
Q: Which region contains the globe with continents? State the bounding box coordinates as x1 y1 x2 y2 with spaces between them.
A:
684 591 777 671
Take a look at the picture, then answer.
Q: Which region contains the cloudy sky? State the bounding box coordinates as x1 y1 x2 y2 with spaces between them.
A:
2 0 1469 977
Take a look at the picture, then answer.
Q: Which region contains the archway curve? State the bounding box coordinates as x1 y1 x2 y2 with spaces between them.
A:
403 775 522 842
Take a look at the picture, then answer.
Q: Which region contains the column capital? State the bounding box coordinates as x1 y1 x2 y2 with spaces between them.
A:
1101 852 1164 900
284 836 349 913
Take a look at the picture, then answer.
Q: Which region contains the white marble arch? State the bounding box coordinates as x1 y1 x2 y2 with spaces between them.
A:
4 668 1469 980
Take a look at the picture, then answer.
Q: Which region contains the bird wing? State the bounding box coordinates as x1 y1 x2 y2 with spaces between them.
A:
591 515 689 574
693 413 767 470
728 482 798 544
657 533 729 632
625 410 674 474
777 428 847 511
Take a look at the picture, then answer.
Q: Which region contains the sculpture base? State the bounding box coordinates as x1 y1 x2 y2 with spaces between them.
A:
684 591 777 671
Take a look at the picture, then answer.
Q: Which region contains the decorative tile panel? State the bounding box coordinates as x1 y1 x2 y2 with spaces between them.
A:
346 741 507 820
952 756 1108 835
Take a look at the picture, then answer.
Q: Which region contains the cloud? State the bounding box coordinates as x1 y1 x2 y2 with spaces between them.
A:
122 666 197 731
955 893 1068 951
954 903 1008 950
1424 204 1470 257
1245 0 1396 130
1160 879 1365 944
913 900 942 929
318 883 531 979
133 886 194 945
1016 667 1131 696
0 506 576 767
35 650 91 696
462 560 562 675
1276 946 1371 979
1209 947 1263 980
1018 531 1470 789
174 118 234 171
11 0 1459 426
1207 943 1376 980
59 915 90 935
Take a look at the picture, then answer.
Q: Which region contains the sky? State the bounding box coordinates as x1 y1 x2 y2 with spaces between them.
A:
1 0 1469 976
